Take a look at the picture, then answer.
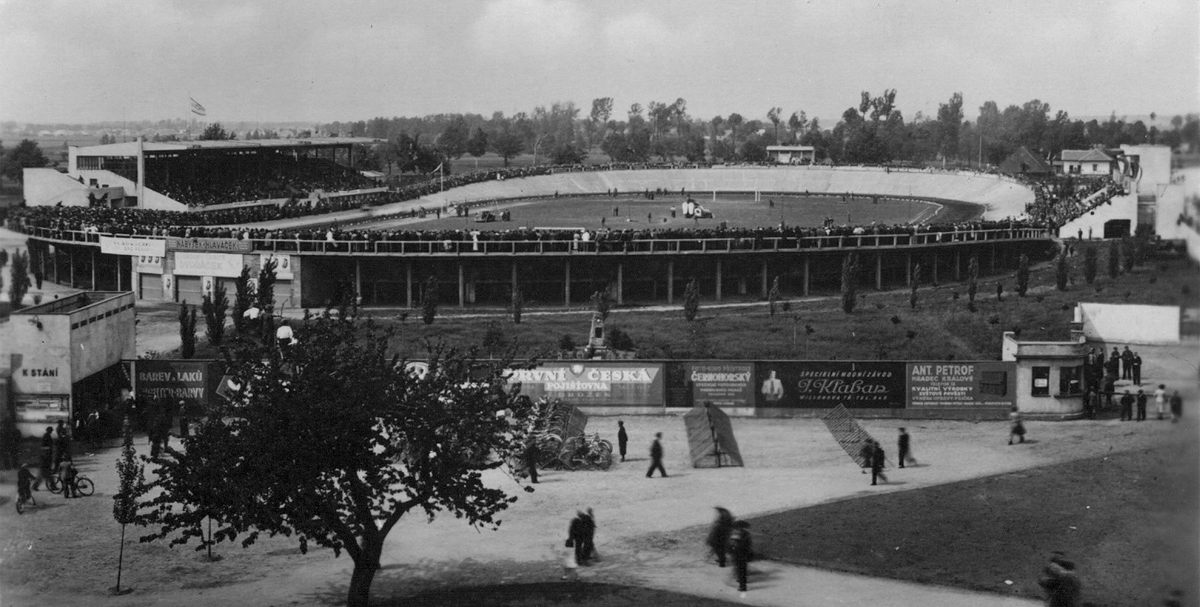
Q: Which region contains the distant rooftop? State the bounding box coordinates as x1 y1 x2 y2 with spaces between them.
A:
12 291 131 315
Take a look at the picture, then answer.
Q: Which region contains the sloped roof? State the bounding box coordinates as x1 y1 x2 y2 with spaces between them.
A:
1000 146 1052 174
1059 148 1114 163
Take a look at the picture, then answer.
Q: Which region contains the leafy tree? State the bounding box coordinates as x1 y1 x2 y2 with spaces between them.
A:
255 258 279 343
558 333 575 352
8 249 30 310
1016 254 1030 296
232 266 256 335
179 302 197 359
509 287 523 325
437 116 470 159
767 276 781 316
199 123 234 141
1083 246 1098 284
138 310 536 607
967 256 979 304
550 142 586 165
767 107 783 144
201 282 229 346
1056 248 1070 291
481 321 506 357
682 279 700 321
490 126 524 167
112 419 146 595
1108 240 1120 279
421 276 438 325
787 111 808 143
2 139 49 184
591 287 613 321
466 127 489 158
0 248 8 267
909 263 921 309
841 254 859 313
607 326 635 351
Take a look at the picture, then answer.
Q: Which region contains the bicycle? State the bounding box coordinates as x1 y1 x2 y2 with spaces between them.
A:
15 491 36 514
46 475 95 497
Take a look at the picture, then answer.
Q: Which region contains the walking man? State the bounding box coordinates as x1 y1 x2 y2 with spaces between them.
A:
1135 389 1147 422
646 432 668 478
870 440 888 485
898 428 916 468
707 507 734 567
1170 391 1183 423
617 420 628 462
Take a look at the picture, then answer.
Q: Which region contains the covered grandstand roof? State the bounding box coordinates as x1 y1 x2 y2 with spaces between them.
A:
72 137 384 155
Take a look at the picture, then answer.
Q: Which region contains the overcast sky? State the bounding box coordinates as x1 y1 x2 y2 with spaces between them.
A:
1 0 1196 125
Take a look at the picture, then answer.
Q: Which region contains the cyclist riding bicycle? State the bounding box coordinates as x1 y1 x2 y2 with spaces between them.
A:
17 464 35 510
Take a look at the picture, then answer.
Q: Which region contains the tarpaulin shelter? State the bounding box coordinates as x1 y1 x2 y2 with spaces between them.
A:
684 403 743 468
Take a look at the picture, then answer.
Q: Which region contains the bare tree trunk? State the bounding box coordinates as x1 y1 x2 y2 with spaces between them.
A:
346 540 381 607
116 524 126 592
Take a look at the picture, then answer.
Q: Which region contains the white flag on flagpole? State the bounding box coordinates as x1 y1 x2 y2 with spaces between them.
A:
189 97 207 116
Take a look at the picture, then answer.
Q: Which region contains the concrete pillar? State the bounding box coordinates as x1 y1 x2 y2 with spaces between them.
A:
405 261 413 308
69 248 75 288
458 262 465 308
760 261 768 298
667 260 674 304
354 259 362 300
905 253 912 287
511 261 518 298
802 257 810 296
616 262 624 305
116 255 123 291
90 250 97 290
955 250 961 281
875 253 882 290
991 244 997 273
932 252 939 285
564 259 572 307
715 259 722 301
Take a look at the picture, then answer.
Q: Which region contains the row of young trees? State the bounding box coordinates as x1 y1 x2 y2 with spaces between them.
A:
322 94 1200 171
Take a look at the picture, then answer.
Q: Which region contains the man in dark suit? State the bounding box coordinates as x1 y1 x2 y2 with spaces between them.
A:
898 428 915 468
870 440 888 486
617 420 628 462
646 432 667 478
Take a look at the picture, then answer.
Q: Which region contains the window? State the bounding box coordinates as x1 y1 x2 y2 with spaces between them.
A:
1031 366 1051 396
1059 366 1082 396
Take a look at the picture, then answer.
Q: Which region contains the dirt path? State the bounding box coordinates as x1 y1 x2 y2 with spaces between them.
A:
2 339 1194 606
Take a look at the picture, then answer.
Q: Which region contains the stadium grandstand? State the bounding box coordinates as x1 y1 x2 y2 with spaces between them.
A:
21 137 385 212
8 143 1184 309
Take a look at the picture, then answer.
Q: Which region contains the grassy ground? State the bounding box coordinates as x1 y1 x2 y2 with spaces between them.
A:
173 248 1198 362
392 582 746 607
746 433 1199 606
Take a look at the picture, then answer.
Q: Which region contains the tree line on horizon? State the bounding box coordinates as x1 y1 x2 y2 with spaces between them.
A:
318 92 1200 173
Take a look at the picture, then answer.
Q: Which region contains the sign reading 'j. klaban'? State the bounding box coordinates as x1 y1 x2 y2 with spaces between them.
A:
755 361 906 408
507 363 664 406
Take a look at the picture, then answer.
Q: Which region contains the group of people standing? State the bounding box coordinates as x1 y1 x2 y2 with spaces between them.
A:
1083 345 1183 422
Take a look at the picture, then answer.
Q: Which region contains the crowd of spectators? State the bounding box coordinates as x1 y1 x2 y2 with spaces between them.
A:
1023 176 1127 228
144 153 377 208
6 160 1059 252
7 198 1041 255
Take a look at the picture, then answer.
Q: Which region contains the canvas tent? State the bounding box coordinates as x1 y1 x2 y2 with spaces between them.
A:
683 403 743 467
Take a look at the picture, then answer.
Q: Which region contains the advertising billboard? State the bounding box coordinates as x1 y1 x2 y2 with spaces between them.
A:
754 361 906 408
907 362 1016 409
134 360 219 410
686 362 755 408
507 363 664 407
